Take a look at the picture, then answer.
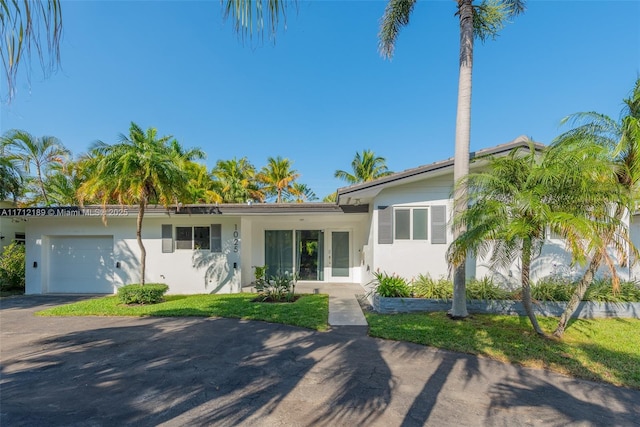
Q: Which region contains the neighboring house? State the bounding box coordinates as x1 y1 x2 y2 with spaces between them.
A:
0 201 26 252
4 136 638 294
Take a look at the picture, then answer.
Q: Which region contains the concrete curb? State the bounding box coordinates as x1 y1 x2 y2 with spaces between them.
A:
371 294 640 318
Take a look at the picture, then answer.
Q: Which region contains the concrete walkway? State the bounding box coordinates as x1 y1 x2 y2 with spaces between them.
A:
296 282 368 327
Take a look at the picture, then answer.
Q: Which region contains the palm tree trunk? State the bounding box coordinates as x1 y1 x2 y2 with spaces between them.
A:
36 161 49 205
522 238 545 336
553 250 602 338
136 201 146 285
451 0 474 318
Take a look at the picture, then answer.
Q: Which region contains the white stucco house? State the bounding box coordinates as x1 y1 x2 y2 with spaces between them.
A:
4 136 639 294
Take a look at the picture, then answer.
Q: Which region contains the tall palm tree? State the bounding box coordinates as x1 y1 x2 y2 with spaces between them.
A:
257 156 299 203
79 122 197 285
551 78 640 338
1 130 70 205
212 157 264 203
334 150 393 184
1 0 63 101
379 0 526 318
448 143 622 336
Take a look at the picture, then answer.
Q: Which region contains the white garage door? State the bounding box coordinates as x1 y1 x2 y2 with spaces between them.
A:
48 236 114 293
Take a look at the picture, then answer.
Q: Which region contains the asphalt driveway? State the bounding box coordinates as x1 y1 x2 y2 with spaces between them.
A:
1 295 638 426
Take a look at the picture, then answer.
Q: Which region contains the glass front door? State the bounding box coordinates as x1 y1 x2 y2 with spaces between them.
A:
265 230 293 278
330 231 350 279
265 230 325 281
296 230 324 281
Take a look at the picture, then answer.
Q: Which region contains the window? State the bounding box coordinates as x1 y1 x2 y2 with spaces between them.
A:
14 232 25 245
395 208 428 240
176 226 210 250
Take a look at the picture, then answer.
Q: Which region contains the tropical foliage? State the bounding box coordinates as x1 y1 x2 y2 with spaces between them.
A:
1 130 70 205
79 122 203 285
1 0 63 101
550 77 640 337
447 141 625 336
334 149 392 184
0 241 26 291
257 156 300 203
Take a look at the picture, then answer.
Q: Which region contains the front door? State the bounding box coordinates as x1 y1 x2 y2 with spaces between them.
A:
328 230 350 282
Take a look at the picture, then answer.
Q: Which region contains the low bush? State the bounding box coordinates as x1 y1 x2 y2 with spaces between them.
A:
466 277 511 301
371 271 411 298
532 278 576 301
0 242 26 291
412 274 453 300
118 283 169 304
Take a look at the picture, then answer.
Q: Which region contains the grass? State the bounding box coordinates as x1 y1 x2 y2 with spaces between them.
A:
37 293 329 331
365 311 640 389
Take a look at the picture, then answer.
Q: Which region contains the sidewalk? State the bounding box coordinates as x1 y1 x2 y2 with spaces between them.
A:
296 282 368 327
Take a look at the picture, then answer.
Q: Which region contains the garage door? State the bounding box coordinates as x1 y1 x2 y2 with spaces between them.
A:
48 236 114 293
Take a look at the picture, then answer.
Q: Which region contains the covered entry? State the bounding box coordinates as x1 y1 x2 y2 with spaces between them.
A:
47 236 114 293
264 229 350 281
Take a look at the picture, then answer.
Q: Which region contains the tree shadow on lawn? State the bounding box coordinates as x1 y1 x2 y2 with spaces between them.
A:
0 317 395 426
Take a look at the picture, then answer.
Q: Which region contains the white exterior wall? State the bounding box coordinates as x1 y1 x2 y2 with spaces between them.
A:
370 176 454 281
25 214 242 295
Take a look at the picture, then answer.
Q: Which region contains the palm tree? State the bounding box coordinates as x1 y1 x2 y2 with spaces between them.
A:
212 157 264 203
0 140 24 202
551 78 640 338
44 160 83 206
1 130 70 205
334 150 393 184
447 142 621 336
0 156 23 203
183 162 220 204
285 183 317 203
1 0 63 101
79 122 197 285
379 0 526 318
257 156 299 203
221 0 290 41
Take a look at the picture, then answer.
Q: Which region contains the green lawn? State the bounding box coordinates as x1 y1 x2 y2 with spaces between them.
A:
37 293 329 331
366 311 640 389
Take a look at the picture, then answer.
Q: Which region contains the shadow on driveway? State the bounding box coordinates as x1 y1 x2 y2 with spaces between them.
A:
1 295 638 426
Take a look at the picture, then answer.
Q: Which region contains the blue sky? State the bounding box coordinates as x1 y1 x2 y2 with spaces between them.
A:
1 0 639 199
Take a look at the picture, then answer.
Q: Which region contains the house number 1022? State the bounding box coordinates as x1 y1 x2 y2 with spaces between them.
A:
233 224 239 253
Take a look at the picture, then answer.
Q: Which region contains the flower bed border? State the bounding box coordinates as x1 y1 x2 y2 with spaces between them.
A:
371 294 640 318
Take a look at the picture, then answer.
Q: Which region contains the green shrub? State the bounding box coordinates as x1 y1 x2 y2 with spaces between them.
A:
532 278 576 301
466 277 510 301
0 242 26 291
253 266 297 302
583 279 640 303
371 271 411 298
118 283 169 304
412 274 453 300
